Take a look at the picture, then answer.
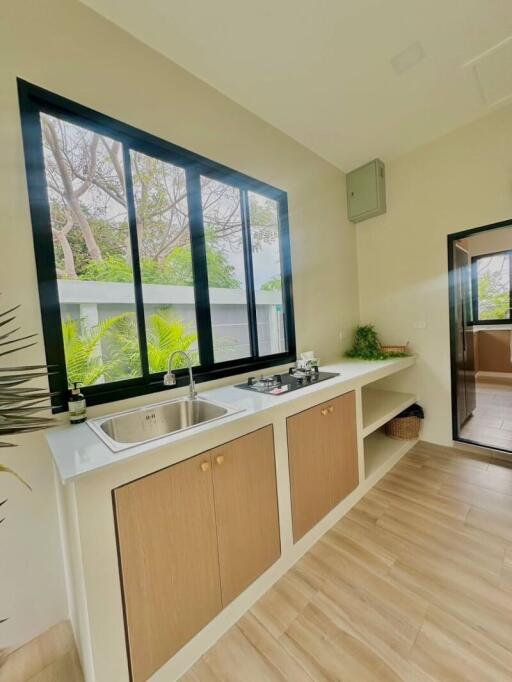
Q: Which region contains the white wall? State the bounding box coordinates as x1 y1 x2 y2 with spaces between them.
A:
0 0 358 648
357 103 512 445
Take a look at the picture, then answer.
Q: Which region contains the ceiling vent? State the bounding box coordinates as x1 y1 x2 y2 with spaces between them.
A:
465 36 512 107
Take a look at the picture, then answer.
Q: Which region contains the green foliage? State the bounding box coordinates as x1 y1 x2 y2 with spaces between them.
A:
79 243 241 289
478 271 509 320
345 325 408 361
110 312 198 376
146 314 197 373
63 312 197 385
204 246 240 289
260 275 282 291
62 315 130 386
80 256 133 283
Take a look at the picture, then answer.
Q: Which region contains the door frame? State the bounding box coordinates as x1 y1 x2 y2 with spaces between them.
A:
447 217 512 452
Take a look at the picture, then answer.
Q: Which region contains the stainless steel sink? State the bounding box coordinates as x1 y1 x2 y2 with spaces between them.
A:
88 397 242 452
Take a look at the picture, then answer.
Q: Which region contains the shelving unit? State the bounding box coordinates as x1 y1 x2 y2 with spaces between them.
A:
362 387 418 482
362 388 416 437
363 429 417 482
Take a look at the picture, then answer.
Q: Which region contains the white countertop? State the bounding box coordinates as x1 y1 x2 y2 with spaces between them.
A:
472 325 512 332
46 356 415 483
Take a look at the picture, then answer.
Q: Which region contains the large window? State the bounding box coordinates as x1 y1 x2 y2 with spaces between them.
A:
472 250 512 324
18 81 295 409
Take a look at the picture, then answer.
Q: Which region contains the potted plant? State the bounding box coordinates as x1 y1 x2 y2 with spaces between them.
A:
345 325 409 360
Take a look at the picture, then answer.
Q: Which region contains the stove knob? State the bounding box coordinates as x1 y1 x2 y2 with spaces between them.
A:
248 376 256 386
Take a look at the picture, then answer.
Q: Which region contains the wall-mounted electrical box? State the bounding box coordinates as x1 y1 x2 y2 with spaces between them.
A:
346 158 386 223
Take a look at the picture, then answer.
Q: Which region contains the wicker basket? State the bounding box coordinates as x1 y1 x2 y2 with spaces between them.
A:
385 415 421 440
380 342 409 355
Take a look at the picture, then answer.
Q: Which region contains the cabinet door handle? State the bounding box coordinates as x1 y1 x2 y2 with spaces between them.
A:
200 461 210 472
215 455 225 465
328 405 334 413
321 408 328 416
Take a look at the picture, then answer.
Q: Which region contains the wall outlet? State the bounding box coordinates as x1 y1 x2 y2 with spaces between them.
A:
413 321 427 329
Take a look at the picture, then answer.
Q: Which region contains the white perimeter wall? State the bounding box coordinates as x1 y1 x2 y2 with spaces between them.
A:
0 0 358 648
357 102 512 445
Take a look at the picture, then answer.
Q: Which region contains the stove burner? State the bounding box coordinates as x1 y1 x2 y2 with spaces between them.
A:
248 374 282 391
237 367 339 395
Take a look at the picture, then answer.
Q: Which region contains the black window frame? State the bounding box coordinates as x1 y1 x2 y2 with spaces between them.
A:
17 79 296 411
471 249 512 325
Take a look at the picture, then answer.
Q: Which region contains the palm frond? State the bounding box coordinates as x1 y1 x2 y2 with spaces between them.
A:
0 316 18 329
0 305 20 319
0 333 37 348
62 314 130 386
0 365 50 372
0 326 20 341
0 342 37 358
0 301 55 480
0 464 31 490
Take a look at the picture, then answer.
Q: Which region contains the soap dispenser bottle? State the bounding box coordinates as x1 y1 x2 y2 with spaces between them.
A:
68 382 87 424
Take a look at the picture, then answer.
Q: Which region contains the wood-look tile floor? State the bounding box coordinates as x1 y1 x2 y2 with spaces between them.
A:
182 441 512 682
461 378 512 451
0 621 83 682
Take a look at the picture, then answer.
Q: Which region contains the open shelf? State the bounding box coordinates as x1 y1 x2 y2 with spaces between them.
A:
362 388 416 438
364 429 417 481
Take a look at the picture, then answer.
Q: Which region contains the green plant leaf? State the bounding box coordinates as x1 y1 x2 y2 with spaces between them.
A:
345 325 408 361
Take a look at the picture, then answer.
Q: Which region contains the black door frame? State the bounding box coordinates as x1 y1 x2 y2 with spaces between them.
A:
448 217 512 453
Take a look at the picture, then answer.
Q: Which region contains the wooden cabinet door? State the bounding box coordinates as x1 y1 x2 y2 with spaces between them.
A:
114 453 222 682
211 426 281 605
327 393 359 506
287 391 358 542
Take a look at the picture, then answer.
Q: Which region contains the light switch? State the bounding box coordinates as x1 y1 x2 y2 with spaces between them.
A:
413 321 427 329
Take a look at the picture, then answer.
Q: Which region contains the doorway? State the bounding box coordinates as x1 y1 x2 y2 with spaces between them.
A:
448 219 512 453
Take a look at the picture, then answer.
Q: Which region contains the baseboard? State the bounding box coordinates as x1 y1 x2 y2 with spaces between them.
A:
453 438 512 459
476 371 512 379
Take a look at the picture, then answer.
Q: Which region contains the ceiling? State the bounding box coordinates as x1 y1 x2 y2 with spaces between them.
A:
81 0 512 171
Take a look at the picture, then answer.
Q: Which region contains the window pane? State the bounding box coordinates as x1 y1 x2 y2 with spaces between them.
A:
41 114 142 387
130 151 198 371
200 177 250 362
477 254 510 320
249 192 287 355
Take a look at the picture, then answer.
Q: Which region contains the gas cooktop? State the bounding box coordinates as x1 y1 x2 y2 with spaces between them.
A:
235 367 339 395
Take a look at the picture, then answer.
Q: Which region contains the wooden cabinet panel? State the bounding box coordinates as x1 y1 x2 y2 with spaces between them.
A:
114 454 222 682
328 393 359 505
287 391 358 542
287 399 335 542
211 426 281 605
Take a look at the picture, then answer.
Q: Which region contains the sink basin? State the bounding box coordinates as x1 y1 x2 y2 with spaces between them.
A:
88 397 242 452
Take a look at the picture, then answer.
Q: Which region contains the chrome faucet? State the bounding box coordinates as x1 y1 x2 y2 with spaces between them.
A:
163 351 197 399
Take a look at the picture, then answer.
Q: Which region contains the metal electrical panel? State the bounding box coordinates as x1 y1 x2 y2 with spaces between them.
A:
346 158 386 223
